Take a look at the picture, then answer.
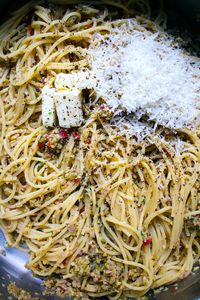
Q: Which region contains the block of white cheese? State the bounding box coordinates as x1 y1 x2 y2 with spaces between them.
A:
55 70 92 90
55 73 78 90
55 89 83 128
42 86 56 127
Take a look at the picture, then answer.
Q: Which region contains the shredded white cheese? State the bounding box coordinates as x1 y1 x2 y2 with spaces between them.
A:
87 19 200 129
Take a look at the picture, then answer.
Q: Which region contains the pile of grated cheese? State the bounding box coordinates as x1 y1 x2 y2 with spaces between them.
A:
86 19 200 129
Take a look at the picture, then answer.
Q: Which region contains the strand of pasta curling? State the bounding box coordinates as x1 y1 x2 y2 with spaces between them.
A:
0 118 199 298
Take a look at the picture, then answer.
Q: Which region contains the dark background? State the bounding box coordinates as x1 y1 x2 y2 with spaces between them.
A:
0 0 200 25
0 0 199 47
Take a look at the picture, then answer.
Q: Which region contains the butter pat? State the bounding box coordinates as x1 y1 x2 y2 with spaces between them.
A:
55 73 78 89
42 86 56 127
55 89 83 128
55 70 92 90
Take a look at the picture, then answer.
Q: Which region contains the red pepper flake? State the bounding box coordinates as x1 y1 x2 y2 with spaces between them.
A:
47 140 52 148
68 225 75 232
80 205 85 213
73 178 81 185
143 236 152 246
85 23 93 29
45 133 52 147
27 25 34 35
38 142 45 149
100 104 109 110
59 129 68 139
85 138 91 144
45 133 51 141
59 285 67 293
63 258 68 266
105 270 113 276
55 200 62 205
78 250 84 256
171 287 178 295
89 243 97 252
72 131 81 140
34 264 40 270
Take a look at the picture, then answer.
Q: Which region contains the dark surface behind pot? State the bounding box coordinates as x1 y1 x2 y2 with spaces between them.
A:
0 0 200 23
0 0 199 300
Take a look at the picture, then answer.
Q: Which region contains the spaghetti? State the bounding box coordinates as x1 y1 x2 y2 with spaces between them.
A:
0 2 199 299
